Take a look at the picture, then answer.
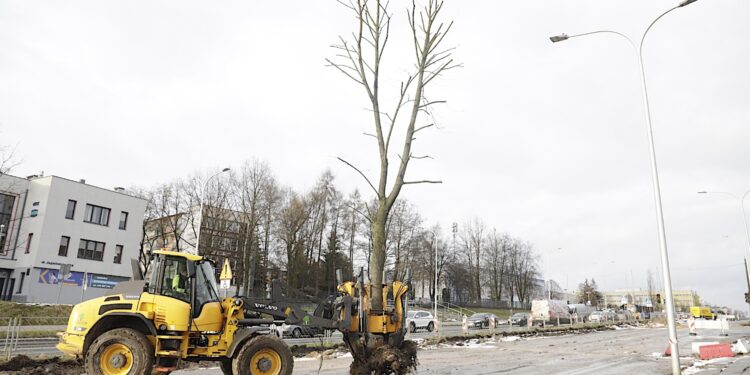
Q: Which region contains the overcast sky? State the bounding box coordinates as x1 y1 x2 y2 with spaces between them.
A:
1 0 748 310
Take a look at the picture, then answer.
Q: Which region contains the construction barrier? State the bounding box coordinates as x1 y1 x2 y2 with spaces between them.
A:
694 318 730 336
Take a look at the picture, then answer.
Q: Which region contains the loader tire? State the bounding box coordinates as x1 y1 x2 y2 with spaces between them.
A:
232 335 293 375
86 328 154 375
219 358 233 375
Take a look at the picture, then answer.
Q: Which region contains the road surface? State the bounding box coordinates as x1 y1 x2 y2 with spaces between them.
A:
173 322 750 374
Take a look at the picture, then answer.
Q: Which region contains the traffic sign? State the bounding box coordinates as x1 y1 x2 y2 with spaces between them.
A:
220 279 231 290
219 259 233 281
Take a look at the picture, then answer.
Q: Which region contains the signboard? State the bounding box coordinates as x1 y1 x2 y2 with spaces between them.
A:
89 274 119 289
220 279 231 290
38 268 84 286
644 297 653 308
219 259 233 281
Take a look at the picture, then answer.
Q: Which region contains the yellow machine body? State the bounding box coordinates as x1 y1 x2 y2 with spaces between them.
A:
57 250 293 375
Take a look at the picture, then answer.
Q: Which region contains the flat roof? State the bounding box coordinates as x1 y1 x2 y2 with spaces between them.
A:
15 174 147 201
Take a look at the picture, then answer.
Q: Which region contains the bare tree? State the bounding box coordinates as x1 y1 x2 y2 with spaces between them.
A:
328 0 458 310
275 189 310 289
0 140 19 177
460 218 486 302
485 230 510 302
231 160 275 294
507 239 540 306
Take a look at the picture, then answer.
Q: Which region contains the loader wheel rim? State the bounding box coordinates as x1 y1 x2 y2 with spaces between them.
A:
100 343 133 375
250 348 282 375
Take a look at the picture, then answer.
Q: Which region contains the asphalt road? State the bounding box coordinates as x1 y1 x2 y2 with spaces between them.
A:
173 322 750 375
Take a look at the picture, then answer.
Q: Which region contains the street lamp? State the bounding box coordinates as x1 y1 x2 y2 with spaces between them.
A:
431 230 440 335
546 248 562 300
550 1 700 371
194 167 231 255
698 190 750 258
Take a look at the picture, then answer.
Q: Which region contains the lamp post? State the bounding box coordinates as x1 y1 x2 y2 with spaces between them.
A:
550 1 700 371
431 230 439 334
698 190 750 312
194 167 231 255
547 248 562 300
698 190 750 258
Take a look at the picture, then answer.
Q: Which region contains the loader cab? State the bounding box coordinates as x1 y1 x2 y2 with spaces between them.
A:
144 251 224 332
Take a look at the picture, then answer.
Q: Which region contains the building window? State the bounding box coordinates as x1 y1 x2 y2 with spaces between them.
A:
114 245 123 264
119 212 128 230
84 204 110 226
24 233 33 254
17 273 24 294
65 200 77 220
0 193 15 251
77 239 105 261
59 236 71 256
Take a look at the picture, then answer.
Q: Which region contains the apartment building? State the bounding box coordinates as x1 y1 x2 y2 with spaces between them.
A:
0 174 146 304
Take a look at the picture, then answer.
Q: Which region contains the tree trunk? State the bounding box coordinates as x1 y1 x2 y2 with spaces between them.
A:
370 204 388 310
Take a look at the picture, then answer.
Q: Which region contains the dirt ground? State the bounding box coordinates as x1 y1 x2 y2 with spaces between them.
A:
0 355 82 375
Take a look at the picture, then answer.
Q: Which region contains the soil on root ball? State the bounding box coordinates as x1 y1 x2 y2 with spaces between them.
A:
349 340 418 375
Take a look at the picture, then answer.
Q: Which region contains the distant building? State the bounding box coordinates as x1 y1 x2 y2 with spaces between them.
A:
0 174 146 303
601 288 699 311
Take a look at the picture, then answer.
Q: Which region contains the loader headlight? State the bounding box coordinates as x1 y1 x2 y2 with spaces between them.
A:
73 326 86 332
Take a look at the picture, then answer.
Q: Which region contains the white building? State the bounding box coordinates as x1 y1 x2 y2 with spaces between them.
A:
0 174 146 304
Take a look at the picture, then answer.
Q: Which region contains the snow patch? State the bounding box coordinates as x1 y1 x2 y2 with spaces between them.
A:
502 336 521 342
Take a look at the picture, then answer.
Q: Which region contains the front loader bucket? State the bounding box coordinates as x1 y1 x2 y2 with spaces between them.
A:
343 330 418 375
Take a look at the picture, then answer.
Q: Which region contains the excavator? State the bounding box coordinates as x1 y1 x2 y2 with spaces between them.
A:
57 250 414 375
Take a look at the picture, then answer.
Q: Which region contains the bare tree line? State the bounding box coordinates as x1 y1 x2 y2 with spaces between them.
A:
132 160 541 305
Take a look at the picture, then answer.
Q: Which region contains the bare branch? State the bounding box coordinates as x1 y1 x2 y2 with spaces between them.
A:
410 155 434 160
403 180 442 185
325 58 364 84
344 202 373 223
414 123 434 133
418 100 446 108
337 157 378 196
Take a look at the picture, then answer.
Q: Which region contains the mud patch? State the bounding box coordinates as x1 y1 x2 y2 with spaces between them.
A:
349 340 418 375
0 355 82 375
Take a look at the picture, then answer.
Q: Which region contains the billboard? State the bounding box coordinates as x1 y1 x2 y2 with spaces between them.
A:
88 274 119 289
38 268 84 286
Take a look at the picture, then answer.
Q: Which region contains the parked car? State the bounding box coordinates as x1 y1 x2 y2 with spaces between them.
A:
531 300 571 326
568 304 595 322
615 310 632 321
282 324 327 338
407 310 437 332
510 312 531 326
589 311 604 323
589 310 615 323
467 313 500 329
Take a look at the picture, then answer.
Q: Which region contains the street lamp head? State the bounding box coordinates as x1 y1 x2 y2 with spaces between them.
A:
549 34 569 43
221 167 231 172
679 0 698 7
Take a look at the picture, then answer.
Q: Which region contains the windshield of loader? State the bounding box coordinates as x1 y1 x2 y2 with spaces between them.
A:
162 256 191 303
195 261 221 307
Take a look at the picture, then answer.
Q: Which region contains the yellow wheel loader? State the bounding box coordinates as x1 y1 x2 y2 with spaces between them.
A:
57 250 294 375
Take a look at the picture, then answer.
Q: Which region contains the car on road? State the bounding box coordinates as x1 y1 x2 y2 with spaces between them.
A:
589 310 615 323
467 313 500 329
510 312 531 326
282 324 328 338
407 310 437 332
